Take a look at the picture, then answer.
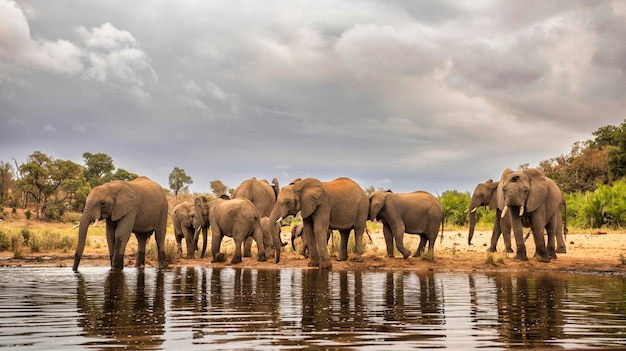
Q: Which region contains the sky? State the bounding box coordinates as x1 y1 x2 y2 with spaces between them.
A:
1 1 626 195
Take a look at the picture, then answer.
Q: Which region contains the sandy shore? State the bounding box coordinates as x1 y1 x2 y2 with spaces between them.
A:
2 228 626 276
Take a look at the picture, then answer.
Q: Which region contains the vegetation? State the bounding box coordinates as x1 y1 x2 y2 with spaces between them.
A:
168 167 193 197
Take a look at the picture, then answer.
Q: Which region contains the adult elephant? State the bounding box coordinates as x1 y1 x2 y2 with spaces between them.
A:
269 177 368 269
232 177 280 257
194 196 278 264
497 168 563 262
290 223 332 258
73 176 168 271
368 190 444 258
171 201 207 259
468 180 513 253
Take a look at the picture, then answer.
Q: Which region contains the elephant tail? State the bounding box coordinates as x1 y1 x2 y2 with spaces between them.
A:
440 215 444 244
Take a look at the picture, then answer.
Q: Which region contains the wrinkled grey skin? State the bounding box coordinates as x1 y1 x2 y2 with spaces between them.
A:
497 168 563 262
269 177 368 269
369 190 444 258
232 177 280 257
171 201 207 258
468 180 513 253
290 223 332 258
73 176 168 271
194 196 271 264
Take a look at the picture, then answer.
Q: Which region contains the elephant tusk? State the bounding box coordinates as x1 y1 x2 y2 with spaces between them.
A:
501 206 508 218
520 206 524 216
91 219 99 227
470 207 478 213
276 216 283 223
71 224 79 229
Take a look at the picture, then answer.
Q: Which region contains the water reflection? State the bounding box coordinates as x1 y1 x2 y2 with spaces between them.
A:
0 267 624 350
75 270 166 349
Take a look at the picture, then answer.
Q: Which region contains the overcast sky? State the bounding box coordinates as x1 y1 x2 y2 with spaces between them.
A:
2 1 626 195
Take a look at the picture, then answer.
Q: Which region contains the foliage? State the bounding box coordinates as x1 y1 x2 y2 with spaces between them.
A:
168 167 193 197
566 180 626 229
82 152 115 187
439 190 470 227
0 161 14 206
210 180 229 197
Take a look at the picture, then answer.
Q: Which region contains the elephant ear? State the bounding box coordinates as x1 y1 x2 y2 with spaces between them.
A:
497 168 514 210
297 178 325 218
271 178 280 200
110 181 138 222
368 191 389 221
487 181 499 210
174 204 192 227
525 168 548 213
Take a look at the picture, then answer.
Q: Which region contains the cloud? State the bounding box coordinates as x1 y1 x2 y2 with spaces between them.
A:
0 0 83 76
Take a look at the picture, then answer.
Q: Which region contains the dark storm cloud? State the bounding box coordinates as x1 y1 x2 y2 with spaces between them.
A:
1 0 626 195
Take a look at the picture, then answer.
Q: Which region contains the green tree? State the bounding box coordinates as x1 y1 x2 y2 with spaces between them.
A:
438 190 470 227
168 167 193 197
111 168 138 181
210 180 228 198
82 152 114 187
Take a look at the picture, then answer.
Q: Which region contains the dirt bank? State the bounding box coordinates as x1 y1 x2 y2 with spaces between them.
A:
2 227 626 276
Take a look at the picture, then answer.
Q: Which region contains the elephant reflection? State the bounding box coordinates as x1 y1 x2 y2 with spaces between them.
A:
469 272 566 348
76 270 165 348
383 271 444 327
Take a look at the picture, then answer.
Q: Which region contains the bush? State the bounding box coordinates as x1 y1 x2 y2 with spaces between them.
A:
44 202 66 221
0 231 11 251
566 180 626 229
25 210 31 220
439 190 471 227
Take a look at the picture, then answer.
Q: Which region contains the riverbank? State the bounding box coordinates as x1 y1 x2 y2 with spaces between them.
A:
2 225 625 276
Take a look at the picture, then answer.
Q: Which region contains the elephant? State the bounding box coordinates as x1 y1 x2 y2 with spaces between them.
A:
232 177 280 257
468 180 514 253
269 177 368 269
171 201 207 258
368 190 444 258
290 223 332 258
497 168 564 262
194 196 278 264
73 176 168 271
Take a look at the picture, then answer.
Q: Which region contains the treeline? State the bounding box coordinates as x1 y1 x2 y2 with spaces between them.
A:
3 120 626 228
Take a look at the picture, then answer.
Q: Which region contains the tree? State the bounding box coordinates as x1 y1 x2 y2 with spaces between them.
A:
111 168 138 181
210 180 228 198
0 161 14 206
438 190 470 227
168 167 193 197
82 152 114 187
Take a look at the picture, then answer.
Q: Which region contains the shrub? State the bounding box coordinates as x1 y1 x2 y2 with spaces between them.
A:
44 202 65 221
0 231 11 251
25 210 31 220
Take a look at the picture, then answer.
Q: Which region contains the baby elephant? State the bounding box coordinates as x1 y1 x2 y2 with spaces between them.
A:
194 196 268 264
290 223 332 258
368 190 444 258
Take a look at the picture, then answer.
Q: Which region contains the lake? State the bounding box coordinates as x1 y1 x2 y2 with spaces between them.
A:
0 266 624 350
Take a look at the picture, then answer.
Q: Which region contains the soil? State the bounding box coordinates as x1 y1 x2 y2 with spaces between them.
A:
2 213 626 275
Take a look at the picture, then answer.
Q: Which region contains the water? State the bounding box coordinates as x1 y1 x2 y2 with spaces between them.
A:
0 267 625 350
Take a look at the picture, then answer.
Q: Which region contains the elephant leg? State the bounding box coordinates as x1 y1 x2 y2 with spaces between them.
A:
231 237 243 264
510 209 528 261
200 228 208 258
531 217 550 263
243 236 253 257
352 226 365 262
155 229 168 269
211 230 225 263
313 220 333 269
106 225 115 267
337 230 350 261
135 233 151 268
175 233 184 257
112 232 131 270
391 223 410 259
253 226 267 262
545 220 557 260
184 228 195 259
382 224 395 257
501 218 513 253
414 234 427 257
303 220 319 267
488 214 502 252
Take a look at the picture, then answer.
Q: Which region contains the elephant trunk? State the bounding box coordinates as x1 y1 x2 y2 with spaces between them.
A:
73 208 96 272
269 206 288 263
291 228 298 251
468 209 477 246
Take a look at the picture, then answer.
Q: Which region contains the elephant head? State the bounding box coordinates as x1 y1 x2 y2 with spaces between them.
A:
269 178 325 222
193 195 210 229
467 180 499 245
499 168 548 217
73 181 138 271
368 190 392 221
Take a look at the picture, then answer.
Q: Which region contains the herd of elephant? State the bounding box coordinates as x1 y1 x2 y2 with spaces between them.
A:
72 167 567 271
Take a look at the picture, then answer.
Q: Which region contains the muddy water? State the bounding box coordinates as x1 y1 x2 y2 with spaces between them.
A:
0 267 625 350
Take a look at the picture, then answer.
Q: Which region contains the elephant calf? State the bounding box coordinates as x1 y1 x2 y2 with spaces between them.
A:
368 190 444 259
171 201 206 259
194 196 275 264
290 223 332 258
